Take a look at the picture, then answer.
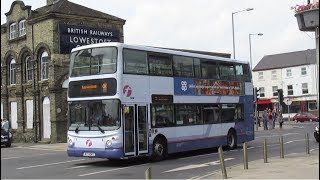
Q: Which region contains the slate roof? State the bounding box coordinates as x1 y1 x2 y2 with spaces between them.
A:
29 0 125 22
253 49 316 71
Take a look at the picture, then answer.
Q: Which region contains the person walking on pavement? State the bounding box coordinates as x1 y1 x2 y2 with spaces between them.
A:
262 109 268 130
267 108 273 130
272 109 277 129
278 111 284 129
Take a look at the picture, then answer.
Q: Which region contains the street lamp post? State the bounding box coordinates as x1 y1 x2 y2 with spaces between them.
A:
232 8 254 59
249 33 263 70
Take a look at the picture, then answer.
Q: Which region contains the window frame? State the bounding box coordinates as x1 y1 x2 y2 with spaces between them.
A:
287 85 293 96
10 58 16 85
272 86 278 96
301 67 307 76
9 23 17 40
123 48 148 75
302 83 308 94
286 69 292 77
41 51 49 80
258 72 263 80
259 87 265 97
271 70 277 80
19 19 26 37
26 56 33 82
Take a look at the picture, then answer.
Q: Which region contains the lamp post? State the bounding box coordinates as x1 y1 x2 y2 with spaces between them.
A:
232 8 254 59
249 33 263 70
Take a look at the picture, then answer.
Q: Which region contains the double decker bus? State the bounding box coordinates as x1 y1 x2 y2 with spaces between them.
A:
67 42 254 161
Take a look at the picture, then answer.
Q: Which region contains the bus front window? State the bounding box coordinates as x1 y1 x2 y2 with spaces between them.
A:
70 47 118 77
69 100 120 131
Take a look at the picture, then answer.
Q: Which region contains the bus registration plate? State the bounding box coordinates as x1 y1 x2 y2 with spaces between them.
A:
83 152 95 157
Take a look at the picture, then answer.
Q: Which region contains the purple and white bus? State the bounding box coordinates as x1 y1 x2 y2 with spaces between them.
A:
67 42 254 161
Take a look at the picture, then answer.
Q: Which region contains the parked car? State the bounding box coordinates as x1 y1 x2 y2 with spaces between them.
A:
292 112 319 122
314 125 319 142
1 120 12 147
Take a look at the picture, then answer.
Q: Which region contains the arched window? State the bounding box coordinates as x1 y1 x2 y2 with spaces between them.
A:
26 56 33 81
10 58 16 85
41 51 49 80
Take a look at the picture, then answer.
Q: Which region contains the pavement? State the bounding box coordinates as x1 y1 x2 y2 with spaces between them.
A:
204 150 319 179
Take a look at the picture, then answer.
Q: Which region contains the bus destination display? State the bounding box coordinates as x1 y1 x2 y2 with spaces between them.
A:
68 78 116 97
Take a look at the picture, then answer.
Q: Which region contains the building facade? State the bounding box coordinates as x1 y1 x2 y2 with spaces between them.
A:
1 0 125 143
252 49 318 116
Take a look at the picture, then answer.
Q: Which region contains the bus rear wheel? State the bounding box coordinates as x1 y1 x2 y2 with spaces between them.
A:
152 137 167 161
227 130 237 150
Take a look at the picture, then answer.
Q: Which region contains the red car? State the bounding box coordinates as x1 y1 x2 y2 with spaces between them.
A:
292 112 319 122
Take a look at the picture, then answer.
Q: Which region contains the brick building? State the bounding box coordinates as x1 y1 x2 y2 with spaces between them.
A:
1 0 125 143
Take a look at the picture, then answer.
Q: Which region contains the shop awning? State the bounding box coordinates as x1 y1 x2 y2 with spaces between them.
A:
257 99 272 105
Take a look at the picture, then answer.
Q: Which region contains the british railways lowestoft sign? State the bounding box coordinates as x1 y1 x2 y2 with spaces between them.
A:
59 24 120 54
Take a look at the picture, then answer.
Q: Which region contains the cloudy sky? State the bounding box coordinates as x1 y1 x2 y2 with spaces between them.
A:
1 0 316 68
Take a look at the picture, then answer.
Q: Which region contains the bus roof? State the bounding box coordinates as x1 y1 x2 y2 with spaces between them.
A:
71 42 248 64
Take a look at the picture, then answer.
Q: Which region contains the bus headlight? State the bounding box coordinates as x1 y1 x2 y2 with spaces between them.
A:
106 140 112 147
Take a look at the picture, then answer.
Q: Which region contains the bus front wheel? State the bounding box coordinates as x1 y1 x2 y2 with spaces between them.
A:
227 130 237 150
152 137 167 161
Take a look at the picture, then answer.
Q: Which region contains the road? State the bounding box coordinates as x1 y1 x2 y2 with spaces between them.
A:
1 122 319 179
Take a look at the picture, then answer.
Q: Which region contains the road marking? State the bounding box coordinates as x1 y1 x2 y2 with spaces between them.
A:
284 139 305 144
310 148 319 152
14 146 65 152
66 165 88 169
78 163 149 177
256 133 300 139
163 158 234 173
1 152 57 160
176 152 218 160
16 159 86 170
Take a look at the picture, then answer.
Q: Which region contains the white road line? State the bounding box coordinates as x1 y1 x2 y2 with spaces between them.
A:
310 148 319 152
14 146 65 152
176 152 218 160
78 163 149 177
256 133 300 139
16 159 86 170
66 165 88 169
1 152 57 160
163 158 235 173
284 139 305 144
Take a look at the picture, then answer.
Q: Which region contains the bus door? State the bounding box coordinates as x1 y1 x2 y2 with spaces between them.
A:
123 104 149 156
136 105 148 154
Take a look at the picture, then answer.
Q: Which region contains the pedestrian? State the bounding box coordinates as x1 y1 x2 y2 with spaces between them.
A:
278 111 284 129
262 109 268 130
272 109 277 129
267 109 273 130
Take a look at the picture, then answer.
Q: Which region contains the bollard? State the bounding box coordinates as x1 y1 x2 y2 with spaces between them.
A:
280 136 284 158
305 133 310 154
243 142 248 169
145 167 151 180
263 138 268 163
218 146 227 179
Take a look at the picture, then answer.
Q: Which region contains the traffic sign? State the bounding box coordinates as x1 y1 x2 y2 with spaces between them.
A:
283 98 292 105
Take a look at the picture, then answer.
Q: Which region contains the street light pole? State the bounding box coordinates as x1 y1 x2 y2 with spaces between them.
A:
249 33 263 70
232 8 254 59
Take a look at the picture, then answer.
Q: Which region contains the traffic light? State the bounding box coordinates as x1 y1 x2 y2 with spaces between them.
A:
253 87 260 102
277 89 284 104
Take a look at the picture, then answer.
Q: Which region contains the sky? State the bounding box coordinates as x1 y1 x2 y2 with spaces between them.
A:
1 0 316 68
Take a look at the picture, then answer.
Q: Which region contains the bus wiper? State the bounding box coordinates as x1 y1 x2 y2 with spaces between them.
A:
96 124 105 133
75 123 81 133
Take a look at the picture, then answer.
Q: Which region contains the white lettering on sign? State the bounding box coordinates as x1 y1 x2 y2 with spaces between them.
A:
69 37 112 45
